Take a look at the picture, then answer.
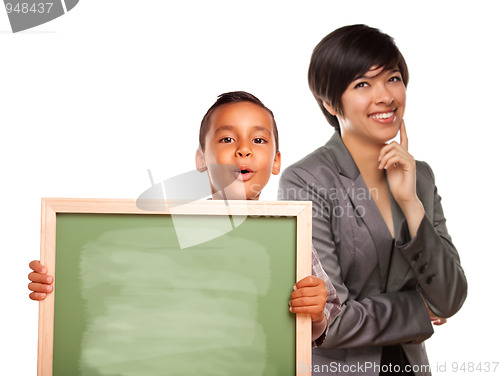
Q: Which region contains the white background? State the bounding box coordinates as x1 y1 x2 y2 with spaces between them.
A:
1 1 498 375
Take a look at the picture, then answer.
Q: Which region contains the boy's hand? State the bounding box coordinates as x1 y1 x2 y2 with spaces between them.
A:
28 260 53 301
289 276 327 322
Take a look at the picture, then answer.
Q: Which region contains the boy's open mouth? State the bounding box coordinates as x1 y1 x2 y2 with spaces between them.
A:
235 168 255 181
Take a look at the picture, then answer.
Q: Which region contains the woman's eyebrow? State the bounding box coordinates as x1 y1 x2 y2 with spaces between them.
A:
355 68 400 81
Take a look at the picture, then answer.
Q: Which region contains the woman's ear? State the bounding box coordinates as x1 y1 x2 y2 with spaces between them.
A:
272 151 281 175
322 100 338 116
195 148 207 172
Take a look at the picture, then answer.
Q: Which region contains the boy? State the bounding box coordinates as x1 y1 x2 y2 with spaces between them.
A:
29 91 341 346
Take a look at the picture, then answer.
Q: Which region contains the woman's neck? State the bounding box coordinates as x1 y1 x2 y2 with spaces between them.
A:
341 132 386 184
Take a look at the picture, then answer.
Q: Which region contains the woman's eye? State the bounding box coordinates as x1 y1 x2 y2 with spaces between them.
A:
253 138 267 144
389 75 402 83
354 82 369 89
219 137 234 143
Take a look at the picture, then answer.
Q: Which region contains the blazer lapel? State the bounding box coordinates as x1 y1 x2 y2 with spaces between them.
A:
325 133 395 290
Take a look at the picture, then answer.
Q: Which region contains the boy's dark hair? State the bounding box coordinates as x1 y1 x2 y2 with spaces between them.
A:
199 91 279 153
308 24 409 132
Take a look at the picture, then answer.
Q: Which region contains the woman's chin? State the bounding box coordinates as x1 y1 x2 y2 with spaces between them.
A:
375 125 401 143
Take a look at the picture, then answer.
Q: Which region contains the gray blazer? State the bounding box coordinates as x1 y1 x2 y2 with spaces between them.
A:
279 132 467 376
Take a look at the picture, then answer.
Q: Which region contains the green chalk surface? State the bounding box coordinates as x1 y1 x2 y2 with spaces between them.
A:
53 213 296 375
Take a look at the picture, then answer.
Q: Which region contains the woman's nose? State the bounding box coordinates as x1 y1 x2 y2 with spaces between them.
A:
374 84 394 105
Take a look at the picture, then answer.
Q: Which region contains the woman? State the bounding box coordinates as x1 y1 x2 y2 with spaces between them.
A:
279 25 467 376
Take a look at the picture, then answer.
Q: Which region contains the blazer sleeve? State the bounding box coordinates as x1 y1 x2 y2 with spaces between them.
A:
311 245 341 348
279 165 434 349
395 161 468 318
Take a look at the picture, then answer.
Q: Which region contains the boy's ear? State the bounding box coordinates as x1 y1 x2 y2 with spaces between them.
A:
322 100 338 116
195 149 207 172
272 151 281 175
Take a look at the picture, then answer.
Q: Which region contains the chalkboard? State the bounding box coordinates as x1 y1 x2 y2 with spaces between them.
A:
38 199 312 376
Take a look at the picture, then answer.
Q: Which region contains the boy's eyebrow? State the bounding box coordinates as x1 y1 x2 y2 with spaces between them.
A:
214 125 272 135
251 126 272 135
213 125 236 134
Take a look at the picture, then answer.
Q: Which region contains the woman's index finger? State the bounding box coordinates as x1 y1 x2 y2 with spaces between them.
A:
400 120 409 151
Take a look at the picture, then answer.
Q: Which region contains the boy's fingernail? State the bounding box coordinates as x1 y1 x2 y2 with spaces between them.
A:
41 267 46 273
293 285 297 291
47 286 53 292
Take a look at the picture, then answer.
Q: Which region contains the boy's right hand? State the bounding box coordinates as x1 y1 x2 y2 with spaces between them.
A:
28 260 53 301
289 276 327 322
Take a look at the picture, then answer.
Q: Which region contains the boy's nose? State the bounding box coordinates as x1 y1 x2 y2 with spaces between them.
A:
235 143 252 157
236 150 252 157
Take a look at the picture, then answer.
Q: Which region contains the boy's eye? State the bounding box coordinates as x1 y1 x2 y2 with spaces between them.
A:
219 137 234 143
253 138 267 144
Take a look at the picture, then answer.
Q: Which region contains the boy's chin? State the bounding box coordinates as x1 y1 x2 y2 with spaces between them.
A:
212 181 263 200
212 191 262 201
212 189 249 201
245 192 261 200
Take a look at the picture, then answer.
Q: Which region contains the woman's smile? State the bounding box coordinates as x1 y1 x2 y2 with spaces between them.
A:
369 110 395 120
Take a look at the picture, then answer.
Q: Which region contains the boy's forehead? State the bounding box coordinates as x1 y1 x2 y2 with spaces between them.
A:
214 124 272 136
209 102 274 129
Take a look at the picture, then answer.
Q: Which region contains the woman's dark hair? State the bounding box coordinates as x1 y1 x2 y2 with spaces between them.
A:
199 91 279 153
308 24 409 132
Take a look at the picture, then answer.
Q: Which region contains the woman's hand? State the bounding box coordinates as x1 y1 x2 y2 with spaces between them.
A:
378 121 417 204
428 307 447 326
378 121 425 237
421 293 447 326
28 260 53 301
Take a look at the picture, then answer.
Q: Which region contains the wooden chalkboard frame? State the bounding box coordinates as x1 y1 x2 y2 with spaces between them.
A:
38 198 312 376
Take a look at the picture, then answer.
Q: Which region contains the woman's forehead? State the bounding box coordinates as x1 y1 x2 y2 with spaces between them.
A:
355 65 399 80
